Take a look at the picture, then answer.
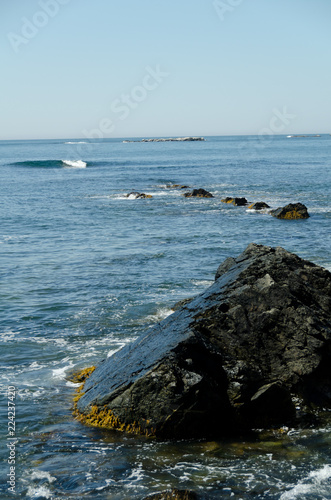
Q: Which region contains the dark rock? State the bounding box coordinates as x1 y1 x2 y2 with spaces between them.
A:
76 244 331 438
184 188 214 198
143 489 199 500
166 184 190 189
248 202 270 210
127 192 153 199
221 197 248 206
172 297 195 311
270 203 309 219
124 137 205 143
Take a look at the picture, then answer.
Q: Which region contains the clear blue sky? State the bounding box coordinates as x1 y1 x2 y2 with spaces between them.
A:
1 0 330 139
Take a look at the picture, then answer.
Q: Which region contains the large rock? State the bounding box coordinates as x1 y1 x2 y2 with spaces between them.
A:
76 244 331 438
248 202 270 210
270 202 309 219
221 197 248 206
184 188 214 198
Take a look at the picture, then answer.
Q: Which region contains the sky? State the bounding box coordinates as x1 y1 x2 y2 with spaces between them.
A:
1 0 331 139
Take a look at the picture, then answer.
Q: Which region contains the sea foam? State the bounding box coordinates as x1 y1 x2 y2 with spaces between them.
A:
62 160 87 168
280 465 331 499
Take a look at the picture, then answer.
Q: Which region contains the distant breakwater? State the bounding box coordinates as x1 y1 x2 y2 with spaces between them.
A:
123 137 205 143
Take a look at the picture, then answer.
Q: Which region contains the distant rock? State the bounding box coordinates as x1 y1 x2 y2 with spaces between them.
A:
123 137 205 143
75 244 331 438
270 203 309 219
248 202 270 210
221 197 248 206
166 184 190 189
126 192 153 199
184 188 214 198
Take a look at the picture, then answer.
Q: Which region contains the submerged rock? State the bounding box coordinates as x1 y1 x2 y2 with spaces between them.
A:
75 244 331 438
270 203 309 219
165 184 190 189
248 202 270 210
184 188 214 198
221 197 248 206
126 192 153 199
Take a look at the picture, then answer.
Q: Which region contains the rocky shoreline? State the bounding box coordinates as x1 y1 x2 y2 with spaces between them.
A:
74 244 331 439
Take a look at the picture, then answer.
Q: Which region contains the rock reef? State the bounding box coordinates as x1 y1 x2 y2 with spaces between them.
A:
123 137 205 143
248 202 270 210
75 244 331 438
183 188 214 198
271 203 310 219
221 197 248 206
126 192 153 199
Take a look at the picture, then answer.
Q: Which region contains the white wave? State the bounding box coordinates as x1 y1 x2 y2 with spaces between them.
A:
27 362 47 371
66 380 81 387
191 279 214 287
280 465 331 499
30 470 57 483
143 307 173 325
61 160 87 168
65 141 87 144
26 486 53 499
52 363 74 380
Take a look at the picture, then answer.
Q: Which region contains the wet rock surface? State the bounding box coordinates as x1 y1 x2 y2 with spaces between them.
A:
126 192 153 199
270 202 309 219
184 188 214 198
221 197 248 206
248 202 270 210
76 244 331 438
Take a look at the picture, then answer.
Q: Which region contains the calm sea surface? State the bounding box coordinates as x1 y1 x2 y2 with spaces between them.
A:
0 135 330 499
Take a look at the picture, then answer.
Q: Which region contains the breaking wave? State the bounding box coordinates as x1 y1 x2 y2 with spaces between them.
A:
61 160 87 168
9 160 87 168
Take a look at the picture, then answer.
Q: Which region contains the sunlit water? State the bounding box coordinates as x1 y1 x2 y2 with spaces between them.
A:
0 135 330 499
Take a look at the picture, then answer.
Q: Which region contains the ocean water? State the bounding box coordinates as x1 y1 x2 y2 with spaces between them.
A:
0 135 330 499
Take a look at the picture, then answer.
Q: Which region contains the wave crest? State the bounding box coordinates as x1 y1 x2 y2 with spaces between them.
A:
61 160 87 168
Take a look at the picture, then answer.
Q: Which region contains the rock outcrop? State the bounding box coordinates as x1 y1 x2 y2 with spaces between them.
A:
75 244 331 439
270 203 309 219
166 184 190 189
123 137 205 143
248 202 270 210
126 192 153 199
184 188 214 198
221 197 248 206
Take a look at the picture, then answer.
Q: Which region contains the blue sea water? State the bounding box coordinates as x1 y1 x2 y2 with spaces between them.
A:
0 135 330 499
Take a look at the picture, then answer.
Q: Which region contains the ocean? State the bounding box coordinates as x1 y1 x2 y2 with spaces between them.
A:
0 135 330 499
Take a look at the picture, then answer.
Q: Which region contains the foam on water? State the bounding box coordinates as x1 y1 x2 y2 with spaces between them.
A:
280 465 331 499
61 159 87 168
29 470 57 483
26 486 53 499
52 363 75 380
